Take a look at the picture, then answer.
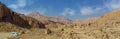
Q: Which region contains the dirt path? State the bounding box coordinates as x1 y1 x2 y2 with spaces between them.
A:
0 32 12 39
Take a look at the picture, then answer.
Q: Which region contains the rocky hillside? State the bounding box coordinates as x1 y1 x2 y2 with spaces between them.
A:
0 2 45 32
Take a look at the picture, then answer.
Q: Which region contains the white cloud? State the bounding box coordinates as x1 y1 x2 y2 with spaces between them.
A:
80 7 102 15
8 4 18 9
17 0 26 7
8 0 27 9
80 0 120 16
95 7 102 11
61 8 75 16
104 0 120 10
7 0 35 14
80 7 93 15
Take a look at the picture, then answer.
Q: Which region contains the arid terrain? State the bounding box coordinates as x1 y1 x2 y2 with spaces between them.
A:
1 2 120 39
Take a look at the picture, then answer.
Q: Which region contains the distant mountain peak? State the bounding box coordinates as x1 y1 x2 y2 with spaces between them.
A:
27 12 72 25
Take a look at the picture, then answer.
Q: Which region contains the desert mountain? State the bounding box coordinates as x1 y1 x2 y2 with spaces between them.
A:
27 12 72 25
0 2 45 32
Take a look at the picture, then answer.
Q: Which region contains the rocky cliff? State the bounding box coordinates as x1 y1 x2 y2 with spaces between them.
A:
0 2 45 32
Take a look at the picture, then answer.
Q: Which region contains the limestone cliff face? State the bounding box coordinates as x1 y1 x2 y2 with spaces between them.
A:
0 2 45 30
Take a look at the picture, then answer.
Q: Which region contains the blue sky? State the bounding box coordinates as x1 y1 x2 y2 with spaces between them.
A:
0 0 120 19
